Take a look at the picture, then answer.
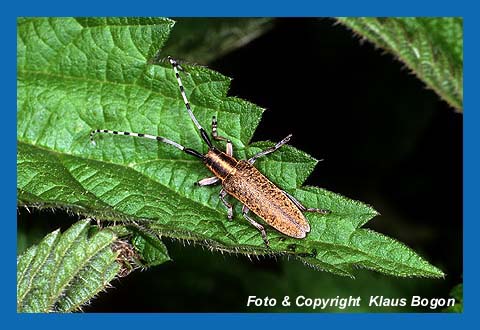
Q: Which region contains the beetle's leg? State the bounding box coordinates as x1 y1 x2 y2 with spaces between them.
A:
242 205 270 247
225 140 233 156
212 116 233 156
196 176 219 186
211 116 228 141
248 134 292 165
219 189 233 220
282 190 331 214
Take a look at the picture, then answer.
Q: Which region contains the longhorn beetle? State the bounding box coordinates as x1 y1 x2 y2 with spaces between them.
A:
90 56 330 247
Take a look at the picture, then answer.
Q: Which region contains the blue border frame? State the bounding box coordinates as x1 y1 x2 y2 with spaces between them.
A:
6 0 476 329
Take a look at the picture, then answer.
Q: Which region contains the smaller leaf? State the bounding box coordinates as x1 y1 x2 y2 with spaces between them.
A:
450 283 463 301
131 228 171 267
444 283 463 313
337 17 463 112
161 18 273 63
17 220 120 313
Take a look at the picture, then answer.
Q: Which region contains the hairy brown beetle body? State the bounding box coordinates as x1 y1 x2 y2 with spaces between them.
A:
205 149 310 238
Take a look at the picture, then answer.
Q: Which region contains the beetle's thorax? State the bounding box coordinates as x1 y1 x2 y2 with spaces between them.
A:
204 148 238 180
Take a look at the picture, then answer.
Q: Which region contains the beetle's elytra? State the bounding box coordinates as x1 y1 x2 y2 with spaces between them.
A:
90 56 330 247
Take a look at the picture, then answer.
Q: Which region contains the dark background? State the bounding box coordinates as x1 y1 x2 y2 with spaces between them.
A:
18 18 462 312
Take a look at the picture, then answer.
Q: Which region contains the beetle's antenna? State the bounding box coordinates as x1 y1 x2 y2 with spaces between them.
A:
90 129 204 159
168 56 213 149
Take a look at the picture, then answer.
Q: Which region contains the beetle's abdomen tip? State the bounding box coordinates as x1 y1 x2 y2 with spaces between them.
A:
292 223 310 239
296 231 307 239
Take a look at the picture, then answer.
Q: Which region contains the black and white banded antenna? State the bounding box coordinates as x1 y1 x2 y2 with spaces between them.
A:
89 56 211 159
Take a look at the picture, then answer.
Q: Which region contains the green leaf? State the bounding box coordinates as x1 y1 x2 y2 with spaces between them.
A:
337 17 463 112
444 283 462 313
130 227 171 267
161 18 273 63
17 220 120 312
17 17 443 278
